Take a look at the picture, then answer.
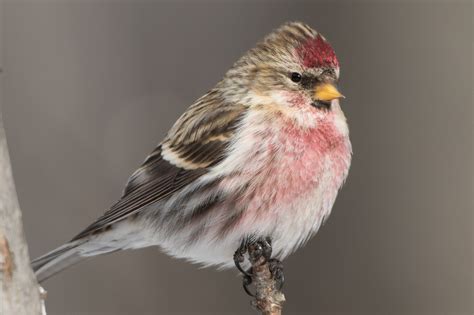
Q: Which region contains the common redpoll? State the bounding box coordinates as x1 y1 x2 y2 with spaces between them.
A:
32 22 352 286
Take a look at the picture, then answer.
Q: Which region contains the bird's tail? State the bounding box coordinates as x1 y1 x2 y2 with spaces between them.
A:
32 220 146 282
31 241 88 283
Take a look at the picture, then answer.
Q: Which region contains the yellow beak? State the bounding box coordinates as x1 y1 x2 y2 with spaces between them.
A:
314 83 344 102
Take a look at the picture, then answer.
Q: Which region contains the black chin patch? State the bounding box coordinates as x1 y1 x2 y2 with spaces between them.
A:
311 100 331 110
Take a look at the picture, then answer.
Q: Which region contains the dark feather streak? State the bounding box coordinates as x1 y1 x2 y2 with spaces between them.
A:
71 106 247 241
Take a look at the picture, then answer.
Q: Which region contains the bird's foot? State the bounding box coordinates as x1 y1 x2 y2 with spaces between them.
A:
242 268 254 297
233 238 252 278
233 236 278 297
248 236 272 266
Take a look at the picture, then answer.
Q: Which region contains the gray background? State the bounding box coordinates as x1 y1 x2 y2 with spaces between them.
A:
1 1 473 314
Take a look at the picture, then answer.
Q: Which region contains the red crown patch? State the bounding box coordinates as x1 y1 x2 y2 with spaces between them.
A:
297 34 339 69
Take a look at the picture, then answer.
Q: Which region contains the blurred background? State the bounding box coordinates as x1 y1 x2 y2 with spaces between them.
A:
1 1 473 315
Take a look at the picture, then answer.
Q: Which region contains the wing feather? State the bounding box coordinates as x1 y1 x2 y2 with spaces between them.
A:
71 94 246 241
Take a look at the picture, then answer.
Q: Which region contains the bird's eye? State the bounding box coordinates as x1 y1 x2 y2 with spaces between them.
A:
290 72 302 83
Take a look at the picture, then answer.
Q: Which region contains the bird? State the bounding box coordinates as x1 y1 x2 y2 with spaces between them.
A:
32 21 352 286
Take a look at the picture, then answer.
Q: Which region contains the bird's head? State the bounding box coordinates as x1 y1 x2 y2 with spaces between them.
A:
219 22 343 113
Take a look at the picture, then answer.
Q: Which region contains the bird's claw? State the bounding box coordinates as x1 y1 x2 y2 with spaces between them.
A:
242 270 254 297
233 239 252 278
268 258 284 290
234 236 282 297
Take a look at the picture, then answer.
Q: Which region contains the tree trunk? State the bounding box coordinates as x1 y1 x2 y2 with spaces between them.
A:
0 2 43 313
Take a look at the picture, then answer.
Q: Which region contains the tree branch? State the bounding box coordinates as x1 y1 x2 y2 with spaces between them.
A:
248 244 286 315
0 105 44 315
0 3 44 311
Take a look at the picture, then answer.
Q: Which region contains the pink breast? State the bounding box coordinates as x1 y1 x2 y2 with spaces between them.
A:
243 114 351 214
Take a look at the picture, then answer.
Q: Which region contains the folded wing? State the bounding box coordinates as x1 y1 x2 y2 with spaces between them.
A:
72 92 247 240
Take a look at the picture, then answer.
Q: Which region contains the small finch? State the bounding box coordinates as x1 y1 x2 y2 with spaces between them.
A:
32 22 352 286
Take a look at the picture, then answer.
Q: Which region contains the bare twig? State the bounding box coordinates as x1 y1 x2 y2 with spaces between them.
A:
248 244 285 315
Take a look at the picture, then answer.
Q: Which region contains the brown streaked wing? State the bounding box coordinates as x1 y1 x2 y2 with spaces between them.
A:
71 96 247 241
